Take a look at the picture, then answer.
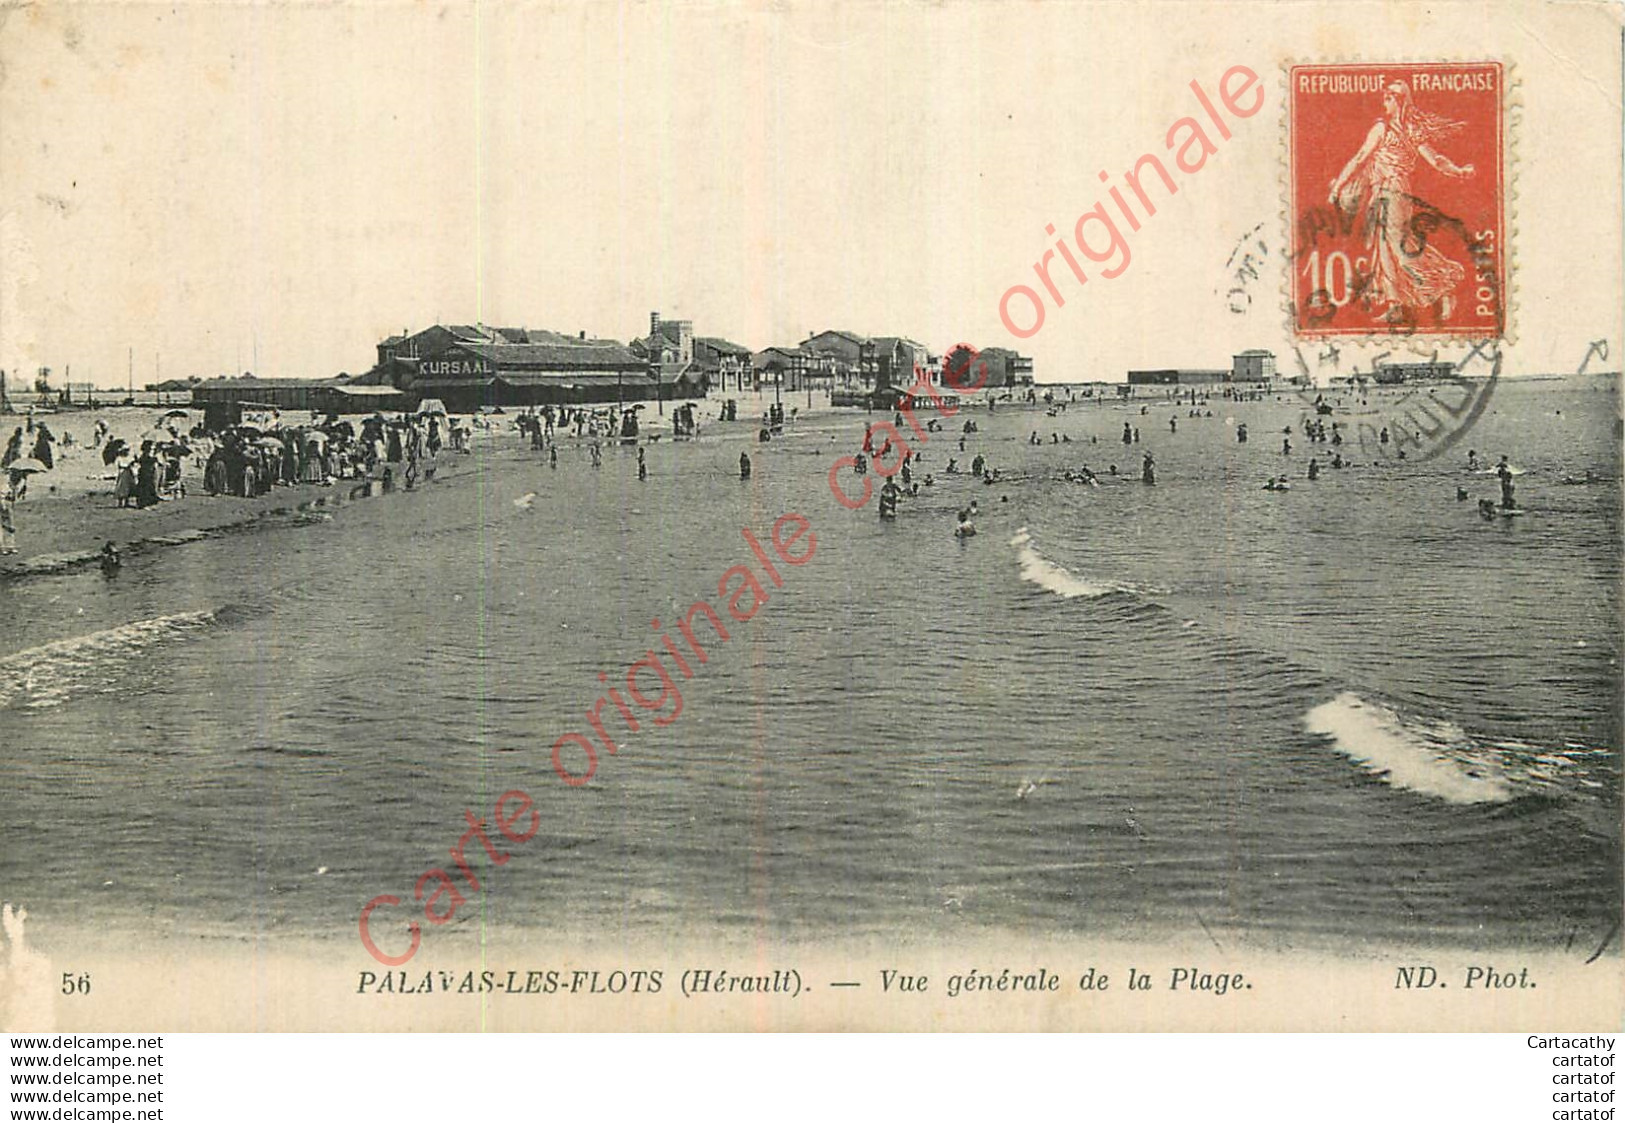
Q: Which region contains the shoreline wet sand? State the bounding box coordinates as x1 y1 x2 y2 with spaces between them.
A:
0 388 870 582
0 452 497 581
0 394 831 580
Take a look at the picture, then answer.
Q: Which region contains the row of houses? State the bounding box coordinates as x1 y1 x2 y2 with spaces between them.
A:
189 315 1037 414
752 331 1038 409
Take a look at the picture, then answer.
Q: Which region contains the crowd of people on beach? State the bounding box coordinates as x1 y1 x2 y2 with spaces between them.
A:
0 378 1603 566
1 415 67 555
514 402 709 450
0 404 484 559
1 392 782 560
195 410 470 498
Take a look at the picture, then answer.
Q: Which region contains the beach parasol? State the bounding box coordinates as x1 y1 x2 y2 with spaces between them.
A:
304 430 329 446
6 458 48 475
255 437 286 449
159 408 189 419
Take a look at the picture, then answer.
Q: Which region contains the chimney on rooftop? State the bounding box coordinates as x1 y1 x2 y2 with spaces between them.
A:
650 311 660 340
579 330 586 340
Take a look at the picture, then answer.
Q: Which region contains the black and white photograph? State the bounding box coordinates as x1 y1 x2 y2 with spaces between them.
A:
0 0 1619 1034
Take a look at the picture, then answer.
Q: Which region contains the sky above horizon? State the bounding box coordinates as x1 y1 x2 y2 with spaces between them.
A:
1 2 1619 389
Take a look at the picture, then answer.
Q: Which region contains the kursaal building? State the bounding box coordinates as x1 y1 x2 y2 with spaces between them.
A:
358 321 711 411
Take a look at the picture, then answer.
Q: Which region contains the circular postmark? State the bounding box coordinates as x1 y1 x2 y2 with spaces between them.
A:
1290 340 1501 465
1287 189 1503 464
1292 192 1503 338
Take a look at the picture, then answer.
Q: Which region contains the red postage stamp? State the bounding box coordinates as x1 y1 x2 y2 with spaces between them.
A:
1288 61 1506 339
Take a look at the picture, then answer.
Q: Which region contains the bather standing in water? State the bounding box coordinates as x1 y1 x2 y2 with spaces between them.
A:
878 479 900 519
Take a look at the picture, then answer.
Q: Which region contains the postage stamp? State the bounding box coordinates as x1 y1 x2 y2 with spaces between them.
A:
1288 61 1506 339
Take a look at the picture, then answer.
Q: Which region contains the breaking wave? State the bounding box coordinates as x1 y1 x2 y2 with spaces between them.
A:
0 610 221 711
1009 527 1157 600
1303 692 1516 804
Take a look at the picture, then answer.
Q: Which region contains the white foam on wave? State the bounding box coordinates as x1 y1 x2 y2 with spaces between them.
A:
1008 527 1151 600
0 610 218 711
1304 692 1515 804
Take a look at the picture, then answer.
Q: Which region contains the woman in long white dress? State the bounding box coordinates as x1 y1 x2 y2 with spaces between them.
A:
113 456 137 508
1328 81 1476 322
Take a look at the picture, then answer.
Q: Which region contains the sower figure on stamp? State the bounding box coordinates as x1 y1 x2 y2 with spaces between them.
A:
1328 81 1475 323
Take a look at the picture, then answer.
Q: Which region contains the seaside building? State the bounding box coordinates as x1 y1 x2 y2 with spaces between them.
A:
191 375 412 416
412 338 660 411
192 375 340 412
1232 349 1276 381
630 312 694 368
1127 368 1230 386
872 337 935 393
363 322 682 410
980 347 1035 387
1374 361 1455 384
693 337 755 393
631 312 713 403
789 332 945 405
802 330 878 388
626 314 754 393
797 350 844 393
942 345 1035 390
752 346 810 391
374 324 517 369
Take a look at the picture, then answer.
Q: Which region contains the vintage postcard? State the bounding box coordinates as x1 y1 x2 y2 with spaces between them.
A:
0 0 1619 1032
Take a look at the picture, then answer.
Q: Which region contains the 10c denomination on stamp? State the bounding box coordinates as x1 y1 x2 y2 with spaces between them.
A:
1289 61 1506 340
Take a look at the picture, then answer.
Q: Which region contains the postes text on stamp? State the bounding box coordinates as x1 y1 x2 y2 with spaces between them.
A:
1289 62 1506 340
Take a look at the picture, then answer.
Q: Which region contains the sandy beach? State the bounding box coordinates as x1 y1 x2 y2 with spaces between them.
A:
0 391 844 579
0 404 498 579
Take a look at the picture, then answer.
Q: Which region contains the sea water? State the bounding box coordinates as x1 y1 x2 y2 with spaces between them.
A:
0 377 1617 953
